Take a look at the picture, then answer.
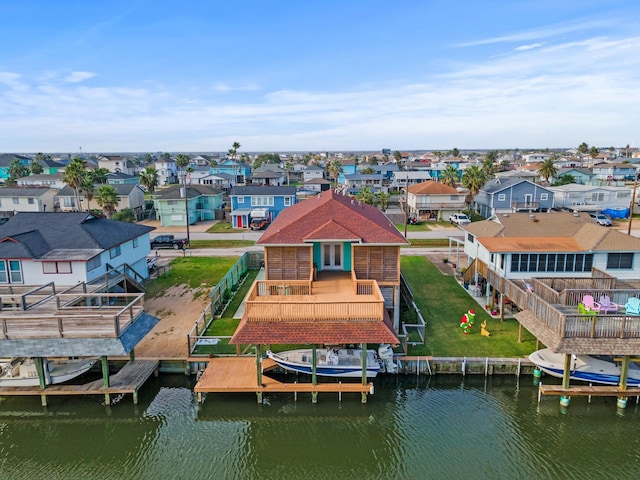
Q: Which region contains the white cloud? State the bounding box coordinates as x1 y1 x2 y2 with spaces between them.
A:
515 43 544 51
64 71 96 83
211 82 261 93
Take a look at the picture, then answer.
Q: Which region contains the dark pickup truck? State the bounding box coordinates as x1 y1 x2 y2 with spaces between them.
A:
150 234 188 250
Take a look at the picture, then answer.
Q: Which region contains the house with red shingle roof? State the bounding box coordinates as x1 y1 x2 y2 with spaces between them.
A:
230 189 409 350
406 180 466 221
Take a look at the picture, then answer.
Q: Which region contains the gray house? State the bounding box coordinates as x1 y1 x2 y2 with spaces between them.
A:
474 178 554 218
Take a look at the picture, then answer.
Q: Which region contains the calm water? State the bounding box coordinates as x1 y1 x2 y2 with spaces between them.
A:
1 374 639 480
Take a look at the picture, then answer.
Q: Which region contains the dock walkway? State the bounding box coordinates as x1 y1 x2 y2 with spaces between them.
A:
193 357 373 402
0 359 159 405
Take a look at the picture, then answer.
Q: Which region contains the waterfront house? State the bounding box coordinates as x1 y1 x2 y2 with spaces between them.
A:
106 172 141 185
153 157 178 186
230 189 408 354
592 162 637 181
548 184 632 212
406 181 466 221
554 168 595 185
57 184 146 213
98 155 136 175
16 173 66 190
0 188 58 220
390 170 433 192
302 165 325 183
302 178 332 193
209 159 251 185
0 211 154 286
343 173 386 194
153 184 224 226
473 178 554 218
229 185 297 228
196 172 234 190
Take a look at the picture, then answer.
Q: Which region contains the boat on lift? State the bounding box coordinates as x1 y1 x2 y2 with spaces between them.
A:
0 357 97 387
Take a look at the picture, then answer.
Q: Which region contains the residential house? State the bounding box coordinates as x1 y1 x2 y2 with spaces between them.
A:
406 181 466 221
521 153 551 163
302 165 325 183
209 159 251 185
548 184 632 212
302 178 332 193
98 155 136 175
390 170 433 191
57 184 146 213
343 173 386 194
230 189 408 357
153 157 178 186
592 162 637 181
0 154 30 184
106 172 140 185
250 166 286 186
197 172 234 190
0 211 155 285
34 156 66 174
229 186 297 228
554 168 595 185
0 188 58 219
153 184 224 226
336 158 357 184
193 154 220 167
360 163 399 183
16 173 66 190
474 178 554 218
494 170 539 182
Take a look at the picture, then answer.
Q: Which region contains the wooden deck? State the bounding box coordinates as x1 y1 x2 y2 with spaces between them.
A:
0 359 159 404
538 383 640 398
193 357 373 400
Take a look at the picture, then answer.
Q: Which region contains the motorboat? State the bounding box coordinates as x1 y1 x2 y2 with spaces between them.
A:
0 357 98 387
528 348 640 386
266 346 394 378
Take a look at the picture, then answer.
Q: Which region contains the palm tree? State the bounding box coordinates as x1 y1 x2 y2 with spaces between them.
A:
95 185 119 218
440 165 459 188
375 191 390 212
538 158 558 183
590 146 599 159
81 175 96 211
360 166 376 175
229 141 241 184
139 166 159 193
327 159 343 187
499 159 511 172
91 168 110 184
7 159 30 184
175 154 190 183
461 165 486 206
481 157 496 179
355 187 374 205
284 160 293 185
63 157 87 210
451 148 460 157
30 161 44 175
578 142 589 155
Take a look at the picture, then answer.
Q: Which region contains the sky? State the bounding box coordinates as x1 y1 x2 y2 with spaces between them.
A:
1 0 639 153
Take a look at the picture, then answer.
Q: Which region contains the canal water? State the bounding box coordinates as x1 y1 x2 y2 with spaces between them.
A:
1 374 639 480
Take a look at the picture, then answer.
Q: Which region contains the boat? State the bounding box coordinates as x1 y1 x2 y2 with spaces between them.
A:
528 348 640 386
0 357 98 387
266 347 385 378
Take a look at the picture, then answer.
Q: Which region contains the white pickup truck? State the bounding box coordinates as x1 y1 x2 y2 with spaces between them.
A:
449 213 471 226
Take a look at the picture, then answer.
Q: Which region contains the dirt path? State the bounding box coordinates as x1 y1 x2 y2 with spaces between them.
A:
135 285 209 359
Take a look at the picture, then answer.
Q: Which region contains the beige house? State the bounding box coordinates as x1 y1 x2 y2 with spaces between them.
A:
0 187 58 220
406 181 466 220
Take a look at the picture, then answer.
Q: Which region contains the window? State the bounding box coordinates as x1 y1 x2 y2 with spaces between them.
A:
87 255 102 271
28 198 35 204
133 237 139 248
110 245 122 259
589 192 605 202
510 253 593 273
0 260 23 283
63 197 76 208
607 253 633 269
167 200 178 206
251 196 274 207
12 197 19 205
42 261 72 274
284 197 291 206
237 197 244 203
540 193 548 200
467 233 474 243
616 191 630 199
498 194 506 201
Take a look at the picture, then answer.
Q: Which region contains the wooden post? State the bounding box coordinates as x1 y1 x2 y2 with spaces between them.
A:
500 294 505 323
35 357 48 406
129 349 135 362
361 343 367 386
256 344 262 387
562 354 571 389
101 356 110 406
620 355 630 391
312 345 318 403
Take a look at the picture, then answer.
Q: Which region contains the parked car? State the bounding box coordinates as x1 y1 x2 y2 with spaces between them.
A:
150 234 189 249
449 213 471 226
589 213 612 227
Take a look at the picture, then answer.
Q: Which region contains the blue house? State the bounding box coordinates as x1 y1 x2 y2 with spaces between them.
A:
0 154 30 184
474 178 554 218
209 160 252 185
229 186 297 228
153 184 224 227
337 158 357 184
554 168 595 185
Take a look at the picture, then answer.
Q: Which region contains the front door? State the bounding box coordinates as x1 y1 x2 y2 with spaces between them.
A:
524 194 533 207
322 243 343 270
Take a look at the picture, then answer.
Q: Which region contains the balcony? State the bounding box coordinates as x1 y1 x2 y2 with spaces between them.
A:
511 201 539 211
242 271 385 323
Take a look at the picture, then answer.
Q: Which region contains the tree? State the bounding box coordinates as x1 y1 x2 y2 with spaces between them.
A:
538 158 558 183
393 150 402 164
461 165 486 201
284 160 293 185
81 175 96 211
590 146 599 159
175 154 190 183
112 208 136 223
7 159 30 184
327 159 343 187
139 166 159 193
355 187 375 205
62 157 87 210
229 141 241 183
360 166 376 175
440 165 459 188
375 191 390 212
95 185 119 219
481 157 496 179
578 142 589 155
253 153 280 169
451 148 460 157
552 174 575 186
499 159 511 172
30 161 44 175
91 168 110 184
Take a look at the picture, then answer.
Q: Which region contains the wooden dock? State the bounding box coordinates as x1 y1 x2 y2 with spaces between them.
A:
0 359 159 405
538 383 640 402
193 357 373 402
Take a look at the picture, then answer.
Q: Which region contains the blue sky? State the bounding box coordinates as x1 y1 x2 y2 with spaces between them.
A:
1 0 639 153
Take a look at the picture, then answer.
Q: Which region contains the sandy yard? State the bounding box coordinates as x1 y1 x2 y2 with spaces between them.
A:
134 285 209 359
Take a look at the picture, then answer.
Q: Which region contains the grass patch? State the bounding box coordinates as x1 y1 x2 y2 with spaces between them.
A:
401 256 537 357
205 221 245 233
395 222 431 232
189 239 256 249
407 239 451 248
145 257 239 299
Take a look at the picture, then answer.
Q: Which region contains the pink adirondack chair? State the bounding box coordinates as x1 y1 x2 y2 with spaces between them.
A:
599 295 619 314
582 295 602 312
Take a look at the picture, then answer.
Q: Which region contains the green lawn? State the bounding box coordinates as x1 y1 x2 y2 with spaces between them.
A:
189 239 256 249
145 257 239 299
400 256 537 357
205 221 244 233
407 239 451 248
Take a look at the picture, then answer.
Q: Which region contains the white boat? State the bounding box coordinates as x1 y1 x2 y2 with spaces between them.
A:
266 347 385 378
0 357 98 387
529 348 640 386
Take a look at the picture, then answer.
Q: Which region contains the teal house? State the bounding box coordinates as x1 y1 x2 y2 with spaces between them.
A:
0 154 30 183
153 184 224 226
